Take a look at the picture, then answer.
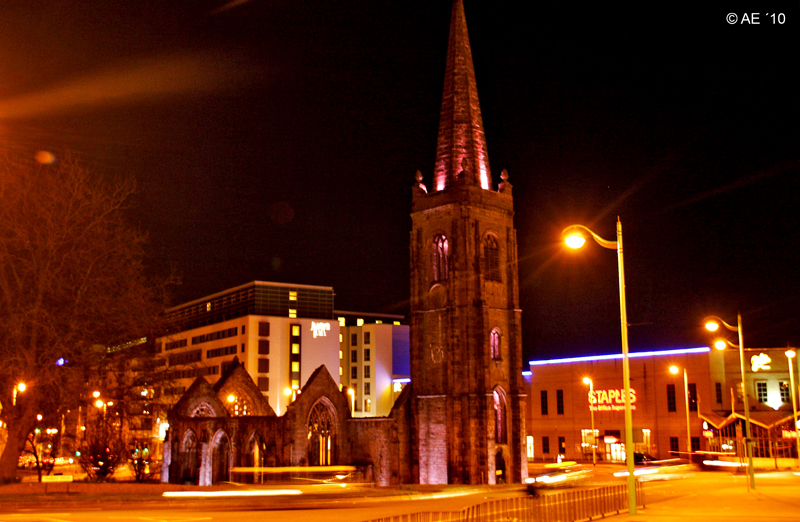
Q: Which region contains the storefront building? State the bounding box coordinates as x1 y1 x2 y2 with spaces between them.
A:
527 346 800 465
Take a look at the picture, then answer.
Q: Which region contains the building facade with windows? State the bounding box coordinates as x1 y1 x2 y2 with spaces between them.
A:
527 346 800 466
336 311 410 418
157 281 341 416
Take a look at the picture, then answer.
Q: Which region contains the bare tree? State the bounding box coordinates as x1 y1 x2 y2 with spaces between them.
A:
0 153 169 482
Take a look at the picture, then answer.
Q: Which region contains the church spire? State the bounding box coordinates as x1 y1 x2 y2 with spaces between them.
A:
433 0 491 192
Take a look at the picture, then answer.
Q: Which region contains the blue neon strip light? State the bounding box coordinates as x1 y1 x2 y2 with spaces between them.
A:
529 346 710 366
392 378 412 383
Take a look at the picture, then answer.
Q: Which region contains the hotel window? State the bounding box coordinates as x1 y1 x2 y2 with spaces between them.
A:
432 234 449 282
364 365 371 378
527 436 535 461
558 436 566 454
556 389 564 415
364 349 371 362
364 382 370 396
351 350 357 363
288 309 297 318
338 317 346 327
780 381 790 403
241 325 246 335
490 328 501 360
289 291 297 301
357 318 364 326
670 437 679 453
540 390 548 415
289 324 301 389
691 437 701 452
482 235 501 281
667 384 676 412
351 367 357 380
688 383 697 411
258 322 270 337
715 382 723 404
258 340 269 355
351 333 358 346
364 332 371 344
258 358 269 373
292 325 300 336
365 399 372 413
257 377 268 392
756 381 768 403
542 436 550 454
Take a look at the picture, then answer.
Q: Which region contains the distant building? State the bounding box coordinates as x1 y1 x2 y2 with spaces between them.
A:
336 311 410 417
527 346 800 466
156 281 340 416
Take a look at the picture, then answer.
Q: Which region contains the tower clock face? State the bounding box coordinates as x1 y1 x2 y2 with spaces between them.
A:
430 343 444 364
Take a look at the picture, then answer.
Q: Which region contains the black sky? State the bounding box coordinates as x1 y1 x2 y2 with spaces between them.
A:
2 1 798 362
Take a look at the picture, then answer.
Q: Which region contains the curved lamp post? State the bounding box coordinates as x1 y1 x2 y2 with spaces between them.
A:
669 366 692 458
564 218 636 514
786 350 800 466
704 314 755 490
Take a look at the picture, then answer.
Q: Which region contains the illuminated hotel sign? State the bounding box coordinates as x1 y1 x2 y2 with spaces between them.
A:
587 389 637 412
310 322 331 338
751 353 771 372
782 430 798 439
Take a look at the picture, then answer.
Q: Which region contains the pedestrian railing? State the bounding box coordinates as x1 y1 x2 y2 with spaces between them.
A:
364 483 643 522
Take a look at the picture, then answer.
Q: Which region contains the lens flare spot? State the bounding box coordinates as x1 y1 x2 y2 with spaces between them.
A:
35 151 57 164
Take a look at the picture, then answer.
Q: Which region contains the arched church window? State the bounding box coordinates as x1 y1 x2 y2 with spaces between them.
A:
307 400 336 466
490 328 501 360
227 395 250 416
432 234 449 282
191 403 215 418
493 389 507 444
483 235 500 281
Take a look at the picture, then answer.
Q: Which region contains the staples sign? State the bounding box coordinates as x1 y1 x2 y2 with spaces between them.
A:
588 388 637 412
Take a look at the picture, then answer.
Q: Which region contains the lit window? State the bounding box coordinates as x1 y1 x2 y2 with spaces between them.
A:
292 362 300 372
289 291 297 301
292 325 300 336
757 381 768 403
526 436 535 460
292 379 299 388
206 302 211 311
339 367 343 376
339 350 343 360
490 328 501 360
375 320 382 324
338 317 346 327
393 321 400 326
365 399 371 413
288 309 297 318
780 381 790 403
292 343 300 354
339 334 343 343
432 234 449 281
357 318 364 326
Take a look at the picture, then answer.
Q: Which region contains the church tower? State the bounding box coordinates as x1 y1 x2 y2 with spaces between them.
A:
409 0 527 484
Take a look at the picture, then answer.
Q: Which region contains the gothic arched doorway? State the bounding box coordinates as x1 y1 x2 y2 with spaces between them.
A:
245 431 266 484
211 432 231 484
495 450 506 484
179 430 199 485
307 399 336 466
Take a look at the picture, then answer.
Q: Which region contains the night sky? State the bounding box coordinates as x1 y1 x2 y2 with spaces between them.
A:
2 1 798 362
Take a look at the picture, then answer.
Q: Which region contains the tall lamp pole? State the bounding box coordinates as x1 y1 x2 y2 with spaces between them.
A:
670 366 692 458
564 218 636 514
583 377 597 466
705 314 755 490
786 350 800 466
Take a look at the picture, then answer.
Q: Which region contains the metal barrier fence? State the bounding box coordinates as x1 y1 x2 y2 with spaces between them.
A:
365 483 644 522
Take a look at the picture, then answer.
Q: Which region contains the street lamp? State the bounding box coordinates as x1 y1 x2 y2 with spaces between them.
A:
786 350 800 465
12 382 26 406
583 377 597 466
704 314 755 490
669 366 692 458
564 218 636 514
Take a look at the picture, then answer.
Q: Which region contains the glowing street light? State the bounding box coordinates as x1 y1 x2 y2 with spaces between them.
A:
669 366 692 458
786 349 800 466
704 314 754 490
563 218 636 514
583 377 596 466
347 387 355 414
12 382 26 406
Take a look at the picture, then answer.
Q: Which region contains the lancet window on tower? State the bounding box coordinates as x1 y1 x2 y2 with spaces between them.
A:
490 328 501 360
483 235 500 281
493 389 507 444
432 234 449 282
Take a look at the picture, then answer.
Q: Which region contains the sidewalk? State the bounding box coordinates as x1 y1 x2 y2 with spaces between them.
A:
618 471 800 521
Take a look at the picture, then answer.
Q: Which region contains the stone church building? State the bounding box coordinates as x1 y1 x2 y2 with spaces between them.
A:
162 0 527 486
